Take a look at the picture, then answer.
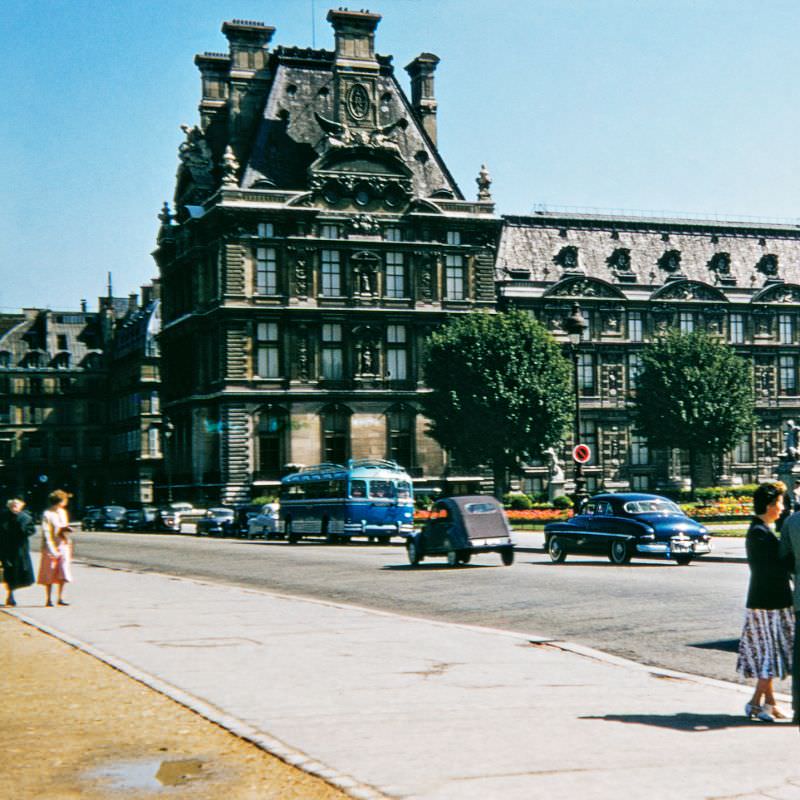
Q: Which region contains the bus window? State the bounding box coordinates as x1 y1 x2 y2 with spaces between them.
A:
396 481 411 499
328 479 345 498
369 480 395 499
350 480 366 498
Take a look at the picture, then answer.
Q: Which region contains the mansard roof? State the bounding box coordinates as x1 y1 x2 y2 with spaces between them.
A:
496 212 800 300
240 55 461 200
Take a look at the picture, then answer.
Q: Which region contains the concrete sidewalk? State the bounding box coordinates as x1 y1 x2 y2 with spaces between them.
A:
512 530 747 562
6 560 797 800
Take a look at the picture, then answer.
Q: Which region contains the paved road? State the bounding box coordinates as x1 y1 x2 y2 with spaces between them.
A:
67 531 755 685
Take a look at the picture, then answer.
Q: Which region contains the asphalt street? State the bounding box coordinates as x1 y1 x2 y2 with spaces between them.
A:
65 531 759 685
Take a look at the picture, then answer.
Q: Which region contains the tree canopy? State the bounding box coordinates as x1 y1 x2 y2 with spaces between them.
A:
632 329 756 490
422 310 573 497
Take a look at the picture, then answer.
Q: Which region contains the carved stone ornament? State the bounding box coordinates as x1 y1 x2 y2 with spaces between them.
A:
353 325 380 376
288 247 311 298
221 145 240 187
753 283 800 304
708 252 731 275
658 249 682 273
476 164 492 201
415 252 435 300
608 248 632 275
653 281 723 302
314 111 408 157
554 246 579 270
296 329 310 382
158 201 173 226
347 83 371 120
547 277 623 299
178 124 213 177
757 253 779 277
348 214 381 235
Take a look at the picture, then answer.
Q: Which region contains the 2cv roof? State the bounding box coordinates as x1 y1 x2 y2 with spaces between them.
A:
432 495 509 540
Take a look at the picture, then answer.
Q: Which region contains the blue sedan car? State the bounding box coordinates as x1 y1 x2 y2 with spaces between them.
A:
543 492 712 565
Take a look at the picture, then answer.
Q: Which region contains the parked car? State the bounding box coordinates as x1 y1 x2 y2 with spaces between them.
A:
406 495 515 567
195 507 235 537
155 507 181 532
123 506 159 531
231 504 263 537
543 492 712 566
81 506 103 531
82 505 128 532
247 502 281 539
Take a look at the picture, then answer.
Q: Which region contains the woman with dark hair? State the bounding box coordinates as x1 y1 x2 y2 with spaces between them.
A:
0 498 36 606
737 481 794 721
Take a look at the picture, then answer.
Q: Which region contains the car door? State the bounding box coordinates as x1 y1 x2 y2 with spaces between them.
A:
424 502 455 553
586 501 616 553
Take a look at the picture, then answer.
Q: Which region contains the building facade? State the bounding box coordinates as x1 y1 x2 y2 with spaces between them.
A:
497 212 800 494
154 10 500 505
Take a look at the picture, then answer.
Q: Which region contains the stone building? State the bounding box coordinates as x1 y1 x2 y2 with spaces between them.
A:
497 212 800 494
0 302 114 510
153 10 500 504
106 283 167 505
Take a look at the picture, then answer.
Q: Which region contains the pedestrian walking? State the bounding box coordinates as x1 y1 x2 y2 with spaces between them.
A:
736 481 794 721
0 498 36 606
37 489 73 607
779 496 800 726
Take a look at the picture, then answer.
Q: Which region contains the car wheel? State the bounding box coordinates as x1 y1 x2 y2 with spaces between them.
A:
446 550 460 567
500 548 514 566
608 539 632 565
459 551 471 565
407 538 423 565
286 520 299 545
674 554 693 566
547 536 567 564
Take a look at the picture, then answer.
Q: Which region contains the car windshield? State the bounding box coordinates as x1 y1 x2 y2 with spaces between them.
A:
104 506 126 518
623 499 683 515
209 508 233 517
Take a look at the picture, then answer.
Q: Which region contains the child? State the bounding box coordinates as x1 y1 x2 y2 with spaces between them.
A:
55 526 73 590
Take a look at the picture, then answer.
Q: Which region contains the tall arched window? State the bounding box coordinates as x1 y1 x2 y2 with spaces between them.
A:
386 404 415 469
320 404 350 465
256 406 288 478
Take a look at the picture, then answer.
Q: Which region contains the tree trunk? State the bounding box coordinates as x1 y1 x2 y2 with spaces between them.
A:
688 448 696 499
492 462 508 501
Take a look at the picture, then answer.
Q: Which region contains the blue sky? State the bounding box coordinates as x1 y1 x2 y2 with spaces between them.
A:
2 0 799 312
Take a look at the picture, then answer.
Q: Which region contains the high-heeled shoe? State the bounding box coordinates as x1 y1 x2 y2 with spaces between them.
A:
745 702 761 718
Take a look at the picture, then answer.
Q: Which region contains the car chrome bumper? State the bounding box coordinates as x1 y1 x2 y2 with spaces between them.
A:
344 522 415 535
636 540 712 555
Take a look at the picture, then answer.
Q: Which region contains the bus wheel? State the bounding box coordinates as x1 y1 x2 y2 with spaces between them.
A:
286 520 299 545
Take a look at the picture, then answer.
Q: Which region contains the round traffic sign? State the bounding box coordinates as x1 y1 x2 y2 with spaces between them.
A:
572 444 591 464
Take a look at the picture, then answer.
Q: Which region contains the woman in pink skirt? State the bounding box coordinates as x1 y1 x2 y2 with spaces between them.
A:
37 489 72 606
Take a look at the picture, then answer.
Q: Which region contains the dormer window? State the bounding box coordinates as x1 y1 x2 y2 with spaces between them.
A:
0 351 10 369
555 246 579 270
320 224 339 240
757 253 779 277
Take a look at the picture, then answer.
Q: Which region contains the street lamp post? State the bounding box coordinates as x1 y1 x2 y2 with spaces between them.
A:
562 302 588 507
162 419 174 504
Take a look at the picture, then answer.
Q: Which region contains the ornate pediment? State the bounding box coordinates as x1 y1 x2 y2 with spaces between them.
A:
752 282 800 304
650 280 727 302
543 276 626 299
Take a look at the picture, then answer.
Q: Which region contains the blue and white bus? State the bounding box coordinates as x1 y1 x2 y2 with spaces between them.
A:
279 459 415 543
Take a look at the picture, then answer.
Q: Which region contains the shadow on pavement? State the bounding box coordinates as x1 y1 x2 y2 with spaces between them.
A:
580 713 786 731
688 638 740 653
381 563 494 571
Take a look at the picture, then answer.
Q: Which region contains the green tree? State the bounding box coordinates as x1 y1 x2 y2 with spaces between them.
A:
632 329 756 493
422 310 573 498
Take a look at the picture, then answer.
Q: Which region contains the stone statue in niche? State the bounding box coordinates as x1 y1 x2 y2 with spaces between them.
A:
782 420 800 463
543 447 566 502
358 268 375 295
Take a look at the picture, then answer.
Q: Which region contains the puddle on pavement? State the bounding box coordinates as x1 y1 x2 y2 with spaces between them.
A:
90 757 206 791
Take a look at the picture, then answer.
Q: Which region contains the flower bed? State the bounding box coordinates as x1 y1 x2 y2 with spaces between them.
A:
413 508 570 523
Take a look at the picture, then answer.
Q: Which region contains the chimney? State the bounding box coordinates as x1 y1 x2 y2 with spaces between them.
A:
327 9 382 71
80 299 87 313
128 293 139 312
220 20 275 157
405 53 440 146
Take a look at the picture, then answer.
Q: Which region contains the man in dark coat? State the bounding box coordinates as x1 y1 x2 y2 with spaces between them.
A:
0 498 36 606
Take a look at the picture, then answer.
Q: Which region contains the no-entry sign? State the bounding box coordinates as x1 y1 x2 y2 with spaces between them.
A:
572 444 591 464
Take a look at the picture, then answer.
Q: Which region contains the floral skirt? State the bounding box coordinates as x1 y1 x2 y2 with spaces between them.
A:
736 608 795 680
